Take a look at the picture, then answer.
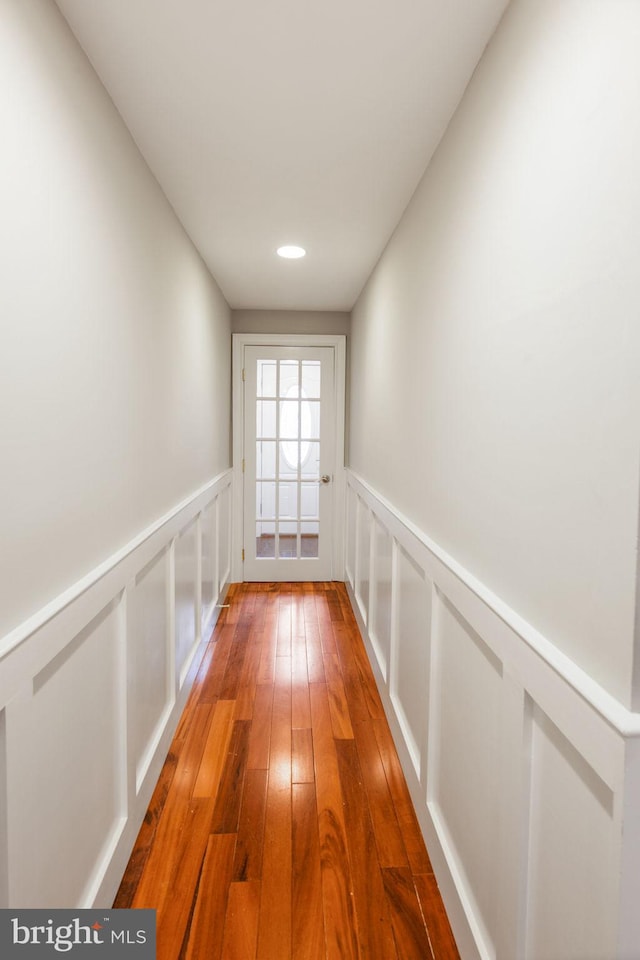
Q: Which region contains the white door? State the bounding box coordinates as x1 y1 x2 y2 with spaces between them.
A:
243 345 335 580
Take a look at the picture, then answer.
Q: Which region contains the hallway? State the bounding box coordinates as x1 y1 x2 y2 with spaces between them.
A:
4 3 640 956
115 582 458 960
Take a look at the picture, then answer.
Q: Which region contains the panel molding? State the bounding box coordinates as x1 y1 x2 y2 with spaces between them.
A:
346 468 640 960
0 469 233 908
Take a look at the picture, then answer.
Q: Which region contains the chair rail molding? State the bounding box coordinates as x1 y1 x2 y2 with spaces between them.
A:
345 468 640 960
0 468 233 909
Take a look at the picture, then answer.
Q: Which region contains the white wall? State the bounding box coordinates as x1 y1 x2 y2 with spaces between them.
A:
350 0 640 710
348 2 640 957
232 309 350 337
0 0 231 643
0 0 233 908
345 473 636 960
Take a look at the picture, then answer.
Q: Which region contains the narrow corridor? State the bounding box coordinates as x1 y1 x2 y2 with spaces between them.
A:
114 582 459 959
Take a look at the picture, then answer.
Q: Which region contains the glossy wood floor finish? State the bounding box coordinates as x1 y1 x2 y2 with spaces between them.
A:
115 582 459 960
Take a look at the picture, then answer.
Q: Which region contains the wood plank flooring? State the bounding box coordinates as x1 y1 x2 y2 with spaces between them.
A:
114 582 459 960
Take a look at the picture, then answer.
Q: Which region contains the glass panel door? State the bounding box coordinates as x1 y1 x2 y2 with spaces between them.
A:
243 346 335 580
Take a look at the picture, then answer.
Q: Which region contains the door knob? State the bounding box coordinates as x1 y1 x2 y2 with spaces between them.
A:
320 475 331 484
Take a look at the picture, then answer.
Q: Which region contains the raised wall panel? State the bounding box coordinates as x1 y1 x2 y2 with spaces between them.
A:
201 499 217 634
129 550 170 790
392 547 431 776
218 486 230 592
431 594 503 955
0 709 7 908
525 705 617 960
356 501 371 623
175 520 198 685
7 602 124 907
370 516 392 680
346 485 357 586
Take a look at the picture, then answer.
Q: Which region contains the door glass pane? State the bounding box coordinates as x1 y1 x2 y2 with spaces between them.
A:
257 360 277 397
257 400 277 438
301 442 320 479
256 441 276 480
279 361 299 396
256 482 276 520
278 482 298 519
256 523 276 558
278 521 298 558
278 450 298 481
301 522 319 558
302 361 321 399
305 400 320 440
300 483 319 519
280 400 299 439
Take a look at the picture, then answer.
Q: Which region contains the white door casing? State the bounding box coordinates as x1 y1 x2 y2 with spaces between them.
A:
232 334 346 583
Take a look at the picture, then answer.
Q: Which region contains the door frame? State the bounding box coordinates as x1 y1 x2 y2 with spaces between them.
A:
231 333 346 583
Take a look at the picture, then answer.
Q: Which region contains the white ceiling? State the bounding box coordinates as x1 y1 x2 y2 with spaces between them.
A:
54 0 508 311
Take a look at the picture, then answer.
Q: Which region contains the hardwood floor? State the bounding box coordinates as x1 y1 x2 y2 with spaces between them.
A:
114 582 459 960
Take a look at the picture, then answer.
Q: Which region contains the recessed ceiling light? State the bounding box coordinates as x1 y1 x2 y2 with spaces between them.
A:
277 245 306 259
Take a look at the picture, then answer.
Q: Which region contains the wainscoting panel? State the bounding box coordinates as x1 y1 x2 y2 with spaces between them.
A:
370 514 393 682
201 499 217 633
0 469 232 908
524 705 617 960
129 549 172 793
392 546 431 779
175 518 199 688
430 593 503 958
345 482 357 586
6 600 124 907
355 500 371 624
0 709 7 909
345 469 640 960
217 483 231 594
